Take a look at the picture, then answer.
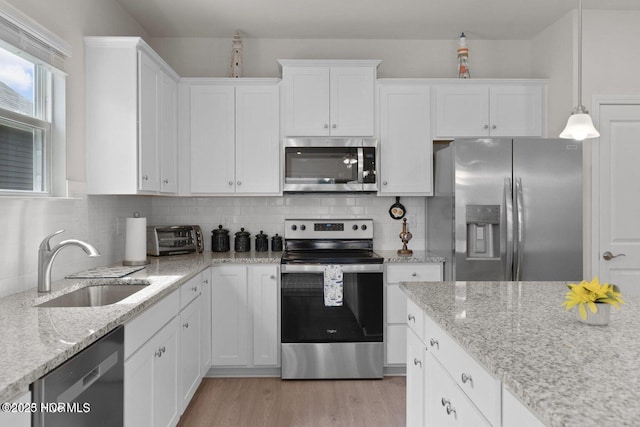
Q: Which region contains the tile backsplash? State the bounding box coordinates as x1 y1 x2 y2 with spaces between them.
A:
150 195 426 253
2 194 425 298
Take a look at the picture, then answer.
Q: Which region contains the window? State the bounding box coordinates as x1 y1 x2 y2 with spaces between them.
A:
0 45 51 193
0 2 70 196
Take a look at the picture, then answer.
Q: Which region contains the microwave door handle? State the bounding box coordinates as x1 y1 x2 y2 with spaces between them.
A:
357 147 364 185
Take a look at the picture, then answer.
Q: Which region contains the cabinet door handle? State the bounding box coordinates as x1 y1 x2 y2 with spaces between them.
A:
192 286 198 292
183 322 189 329
461 372 473 385
163 179 169 184
270 275 276 280
332 124 337 128
237 181 242 186
411 272 417 277
413 358 422 367
441 397 450 407
142 175 149 181
323 124 329 129
484 124 489 130
203 279 209 284
228 181 234 186
430 338 439 349
382 181 388 186
407 314 415 322
491 124 497 130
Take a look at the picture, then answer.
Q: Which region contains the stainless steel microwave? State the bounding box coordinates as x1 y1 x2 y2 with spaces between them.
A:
282 137 377 193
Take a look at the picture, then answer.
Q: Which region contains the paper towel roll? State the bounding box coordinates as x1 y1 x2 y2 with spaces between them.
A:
124 216 148 266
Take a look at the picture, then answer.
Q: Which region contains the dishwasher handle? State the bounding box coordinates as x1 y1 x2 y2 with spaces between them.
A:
57 351 119 403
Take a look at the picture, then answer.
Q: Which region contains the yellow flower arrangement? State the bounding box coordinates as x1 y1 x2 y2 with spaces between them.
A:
562 277 624 320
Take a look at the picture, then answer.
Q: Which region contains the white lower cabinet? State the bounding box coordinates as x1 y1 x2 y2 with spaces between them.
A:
125 315 180 427
385 263 442 367
200 270 212 376
405 297 507 427
124 270 211 427
211 264 279 369
0 391 31 427
179 296 202 411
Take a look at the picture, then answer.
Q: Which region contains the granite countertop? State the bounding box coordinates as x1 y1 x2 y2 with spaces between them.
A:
0 249 441 403
401 281 640 427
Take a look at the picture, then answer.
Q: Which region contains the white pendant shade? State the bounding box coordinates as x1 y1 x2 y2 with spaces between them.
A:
559 113 600 141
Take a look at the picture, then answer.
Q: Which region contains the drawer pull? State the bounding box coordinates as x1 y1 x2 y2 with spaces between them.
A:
183 322 189 329
413 358 422 367
430 338 439 349
411 272 417 277
461 372 473 385
407 314 415 322
192 286 198 292
441 397 456 417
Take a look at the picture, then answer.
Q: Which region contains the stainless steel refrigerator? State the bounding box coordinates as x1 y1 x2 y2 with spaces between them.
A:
428 138 583 281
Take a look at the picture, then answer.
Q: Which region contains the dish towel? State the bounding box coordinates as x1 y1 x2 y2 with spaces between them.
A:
324 265 343 306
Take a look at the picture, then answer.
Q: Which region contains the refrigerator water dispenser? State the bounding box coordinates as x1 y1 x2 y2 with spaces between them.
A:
466 205 500 259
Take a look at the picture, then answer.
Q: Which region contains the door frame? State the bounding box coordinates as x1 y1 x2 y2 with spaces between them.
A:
590 95 640 278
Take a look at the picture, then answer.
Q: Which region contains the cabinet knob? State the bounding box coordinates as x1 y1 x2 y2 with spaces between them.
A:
323 124 329 129
412 272 417 277
142 175 149 181
270 275 276 280
228 181 234 186
484 124 489 130
237 181 242 186
183 323 189 329
383 181 388 186
332 124 337 129
491 125 497 130
163 179 169 184
461 373 473 385
203 279 209 284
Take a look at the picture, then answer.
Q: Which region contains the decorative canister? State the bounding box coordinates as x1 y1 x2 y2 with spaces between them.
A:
271 233 283 252
234 228 251 252
211 225 230 252
255 230 269 252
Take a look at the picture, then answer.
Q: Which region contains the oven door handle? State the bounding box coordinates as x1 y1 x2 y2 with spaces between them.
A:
281 264 384 273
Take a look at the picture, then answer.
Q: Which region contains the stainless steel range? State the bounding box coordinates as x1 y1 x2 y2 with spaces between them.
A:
280 218 384 379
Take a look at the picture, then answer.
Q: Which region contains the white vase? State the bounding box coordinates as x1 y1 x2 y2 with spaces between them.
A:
576 303 611 325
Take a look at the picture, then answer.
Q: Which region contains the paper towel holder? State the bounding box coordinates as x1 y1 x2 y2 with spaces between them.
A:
123 212 150 266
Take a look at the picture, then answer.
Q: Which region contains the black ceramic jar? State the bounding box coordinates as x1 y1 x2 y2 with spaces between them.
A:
234 228 251 252
211 225 230 252
271 233 283 252
255 230 269 252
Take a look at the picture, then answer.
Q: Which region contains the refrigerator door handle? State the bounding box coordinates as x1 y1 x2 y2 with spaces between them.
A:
515 177 525 280
504 178 514 280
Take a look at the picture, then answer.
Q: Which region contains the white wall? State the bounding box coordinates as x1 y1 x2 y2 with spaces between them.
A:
150 37 533 79
0 0 150 298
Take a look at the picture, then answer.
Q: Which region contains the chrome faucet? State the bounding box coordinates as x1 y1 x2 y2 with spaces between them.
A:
38 230 101 293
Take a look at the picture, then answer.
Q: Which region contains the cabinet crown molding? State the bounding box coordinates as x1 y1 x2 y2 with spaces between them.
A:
278 59 381 68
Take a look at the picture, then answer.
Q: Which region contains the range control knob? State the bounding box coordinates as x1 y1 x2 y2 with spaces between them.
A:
291 225 297 231
361 224 368 231
300 225 306 231
352 225 359 231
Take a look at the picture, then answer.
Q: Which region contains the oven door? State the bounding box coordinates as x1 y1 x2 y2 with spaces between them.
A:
282 138 377 192
281 264 383 343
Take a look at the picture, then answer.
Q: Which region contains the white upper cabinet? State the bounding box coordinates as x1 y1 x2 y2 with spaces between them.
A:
280 60 380 136
434 81 545 138
85 37 179 195
378 81 433 195
182 79 280 195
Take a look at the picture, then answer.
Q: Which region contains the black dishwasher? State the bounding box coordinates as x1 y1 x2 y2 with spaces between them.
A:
32 326 124 427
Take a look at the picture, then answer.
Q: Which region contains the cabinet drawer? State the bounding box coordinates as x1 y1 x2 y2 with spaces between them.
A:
387 283 407 324
424 314 501 427
425 352 491 427
180 274 201 309
125 290 180 359
387 263 442 283
406 298 424 338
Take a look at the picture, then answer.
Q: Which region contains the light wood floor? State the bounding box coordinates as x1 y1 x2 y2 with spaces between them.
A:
177 376 406 427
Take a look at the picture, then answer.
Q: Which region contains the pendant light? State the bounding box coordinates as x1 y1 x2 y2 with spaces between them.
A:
559 0 600 140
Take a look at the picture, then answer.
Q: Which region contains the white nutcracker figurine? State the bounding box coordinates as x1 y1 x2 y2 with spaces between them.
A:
231 32 243 78
457 32 470 78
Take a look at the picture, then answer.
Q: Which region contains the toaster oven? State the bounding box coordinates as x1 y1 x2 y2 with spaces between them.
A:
147 225 204 256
